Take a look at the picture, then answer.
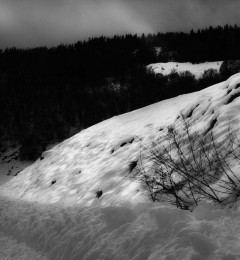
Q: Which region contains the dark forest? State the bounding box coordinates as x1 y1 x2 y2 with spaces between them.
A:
1 25 240 159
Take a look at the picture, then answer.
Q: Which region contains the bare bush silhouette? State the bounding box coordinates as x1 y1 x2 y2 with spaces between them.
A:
133 117 240 210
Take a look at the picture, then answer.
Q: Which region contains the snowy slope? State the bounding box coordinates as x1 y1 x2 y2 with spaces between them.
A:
1 73 240 259
1 72 240 206
0 89 206 205
147 61 223 78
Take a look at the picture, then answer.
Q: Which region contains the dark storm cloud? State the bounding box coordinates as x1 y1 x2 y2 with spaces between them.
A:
0 0 153 48
0 0 240 48
129 0 240 32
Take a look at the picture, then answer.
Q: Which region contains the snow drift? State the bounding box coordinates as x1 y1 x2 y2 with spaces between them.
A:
1 197 240 260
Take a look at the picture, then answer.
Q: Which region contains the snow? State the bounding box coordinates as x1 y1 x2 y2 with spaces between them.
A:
0 233 46 260
0 197 240 259
1 73 240 259
1 73 238 206
147 61 223 79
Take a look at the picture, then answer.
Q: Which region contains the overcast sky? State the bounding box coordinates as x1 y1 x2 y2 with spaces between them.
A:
0 0 240 48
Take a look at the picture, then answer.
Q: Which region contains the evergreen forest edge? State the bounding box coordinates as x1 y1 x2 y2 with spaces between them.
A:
1 25 240 160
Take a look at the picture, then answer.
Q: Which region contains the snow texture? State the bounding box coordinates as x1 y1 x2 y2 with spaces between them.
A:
0 232 46 260
147 61 223 79
1 73 240 259
0 197 240 260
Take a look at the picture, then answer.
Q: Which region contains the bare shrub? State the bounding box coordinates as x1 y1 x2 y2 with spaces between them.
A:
133 117 240 210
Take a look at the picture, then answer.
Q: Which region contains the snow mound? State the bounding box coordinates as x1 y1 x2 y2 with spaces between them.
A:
1 73 240 208
147 61 223 78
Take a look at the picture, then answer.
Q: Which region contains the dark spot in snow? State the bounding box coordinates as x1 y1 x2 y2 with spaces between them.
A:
204 118 218 135
14 170 21 176
185 109 194 119
129 138 134 144
51 179 56 186
184 104 199 119
226 92 240 104
168 126 174 133
96 190 103 198
111 138 135 154
120 142 127 147
235 83 240 89
129 160 138 172
120 138 135 147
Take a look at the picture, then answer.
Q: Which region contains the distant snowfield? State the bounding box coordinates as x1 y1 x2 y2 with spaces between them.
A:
147 61 223 78
1 73 240 259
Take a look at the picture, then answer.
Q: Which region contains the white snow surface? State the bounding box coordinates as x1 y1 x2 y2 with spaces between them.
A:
1 197 240 260
147 61 223 78
0 232 46 260
1 73 240 259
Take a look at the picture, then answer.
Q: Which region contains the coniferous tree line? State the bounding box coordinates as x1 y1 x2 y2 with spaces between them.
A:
0 25 240 159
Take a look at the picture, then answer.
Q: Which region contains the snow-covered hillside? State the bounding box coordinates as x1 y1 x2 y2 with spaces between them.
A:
147 61 223 78
1 72 239 206
1 73 240 259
